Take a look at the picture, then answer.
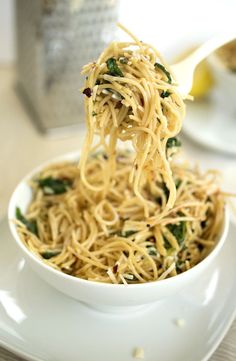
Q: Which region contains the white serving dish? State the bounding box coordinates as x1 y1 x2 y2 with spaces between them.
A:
0 216 236 361
8 151 229 312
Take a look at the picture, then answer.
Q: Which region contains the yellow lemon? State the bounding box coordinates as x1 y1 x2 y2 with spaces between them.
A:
190 59 214 98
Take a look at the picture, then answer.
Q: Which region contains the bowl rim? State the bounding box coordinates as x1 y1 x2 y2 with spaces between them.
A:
8 150 230 290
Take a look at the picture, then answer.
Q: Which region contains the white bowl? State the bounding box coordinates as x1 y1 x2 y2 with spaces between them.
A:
8 151 229 312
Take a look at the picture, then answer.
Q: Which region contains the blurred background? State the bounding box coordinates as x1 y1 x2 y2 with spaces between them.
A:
1 0 236 220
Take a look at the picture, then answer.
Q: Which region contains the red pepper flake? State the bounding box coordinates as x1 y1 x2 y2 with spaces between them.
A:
83 88 92 97
115 101 123 109
113 264 118 274
61 176 71 182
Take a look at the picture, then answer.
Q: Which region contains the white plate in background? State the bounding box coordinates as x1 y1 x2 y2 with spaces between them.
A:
0 217 236 361
183 98 236 155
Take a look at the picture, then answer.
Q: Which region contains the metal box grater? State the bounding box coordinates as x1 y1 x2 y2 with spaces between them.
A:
15 0 120 134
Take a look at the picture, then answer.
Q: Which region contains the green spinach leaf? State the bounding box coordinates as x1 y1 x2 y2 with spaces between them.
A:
38 177 72 195
154 62 172 84
106 58 124 77
117 230 137 238
161 90 171 98
16 207 38 236
147 245 157 256
167 221 186 246
41 250 61 259
166 137 181 148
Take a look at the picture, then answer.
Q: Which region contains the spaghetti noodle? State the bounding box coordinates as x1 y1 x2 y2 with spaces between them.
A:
16 151 224 284
15 25 225 284
80 23 185 217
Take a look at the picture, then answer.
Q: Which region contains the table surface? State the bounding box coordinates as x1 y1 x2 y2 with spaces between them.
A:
0 65 236 361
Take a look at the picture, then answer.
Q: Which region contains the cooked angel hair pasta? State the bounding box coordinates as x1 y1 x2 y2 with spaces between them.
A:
80 23 185 218
16 151 224 284
15 25 225 284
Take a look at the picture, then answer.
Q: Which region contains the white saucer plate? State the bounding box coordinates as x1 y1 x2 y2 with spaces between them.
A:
0 217 236 361
183 98 236 155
